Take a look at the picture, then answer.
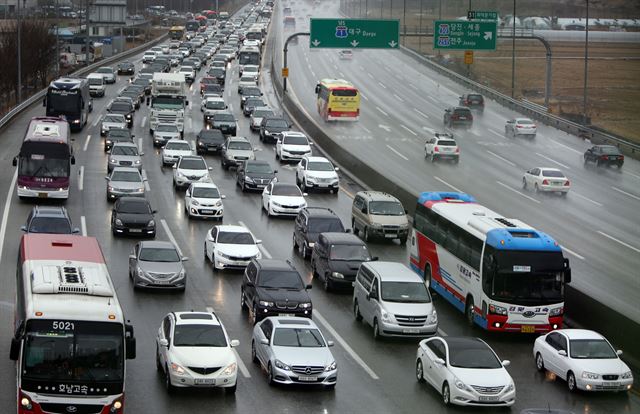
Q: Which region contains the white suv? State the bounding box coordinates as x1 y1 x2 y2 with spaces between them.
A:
156 311 239 393
424 132 459 163
295 156 339 193
276 131 313 162
173 155 212 189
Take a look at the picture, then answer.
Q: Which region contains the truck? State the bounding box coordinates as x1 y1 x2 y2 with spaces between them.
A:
149 72 188 136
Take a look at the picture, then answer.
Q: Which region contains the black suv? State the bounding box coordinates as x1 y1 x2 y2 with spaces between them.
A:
196 128 226 154
241 259 312 324
259 116 290 143
443 106 473 129
21 206 79 234
236 160 277 192
111 197 156 237
584 145 624 168
105 128 134 152
311 232 374 291
458 93 484 112
293 207 345 259
210 111 237 136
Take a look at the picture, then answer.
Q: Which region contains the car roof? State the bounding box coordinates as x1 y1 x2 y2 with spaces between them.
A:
303 207 338 218
139 240 177 250
255 258 295 271
190 182 218 190
227 136 250 142
165 138 190 145
556 329 606 340
356 191 401 202
538 167 563 172
31 206 68 218
362 261 420 282
320 232 364 245
442 336 490 351
270 316 317 328
180 155 204 161
282 131 306 137
112 141 136 147
174 311 221 326
112 166 140 173
215 224 251 234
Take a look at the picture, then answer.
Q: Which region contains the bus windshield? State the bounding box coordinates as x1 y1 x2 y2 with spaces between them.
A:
19 156 69 178
47 91 80 113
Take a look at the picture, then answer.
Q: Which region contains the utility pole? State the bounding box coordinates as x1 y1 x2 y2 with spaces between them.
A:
17 0 22 103
511 0 516 98
56 0 60 77
583 0 589 125
85 0 91 67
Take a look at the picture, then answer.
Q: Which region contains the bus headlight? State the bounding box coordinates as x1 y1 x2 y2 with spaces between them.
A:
550 307 564 317
489 304 508 316
110 400 122 413
20 397 32 410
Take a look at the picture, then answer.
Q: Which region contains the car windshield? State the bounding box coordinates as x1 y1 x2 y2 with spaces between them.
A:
206 100 225 109
244 65 259 71
165 142 191 151
329 244 370 261
104 115 124 123
217 231 254 244
283 135 308 145
272 328 325 347
246 99 264 107
369 201 405 216
191 186 219 198
258 270 304 289
467 95 483 102
438 140 456 146
570 339 618 359
173 324 227 347
211 69 225 76
180 158 206 170
108 130 131 139
110 103 130 112
111 171 141 182
245 163 272 174
253 110 274 118
97 68 112 74
541 170 565 178
157 124 178 132
272 184 301 196
228 141 252 150
117 201 150 214
266 119 288 128
242 87 261 96
381 282 431 303
139 247 180 262
307 161 334 171
215 113 235 122
28 217 72 234
448 342 502 369
111 146 138 156
308 218 344 233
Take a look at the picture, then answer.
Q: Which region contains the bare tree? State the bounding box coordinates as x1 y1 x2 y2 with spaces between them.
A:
21 19 56 89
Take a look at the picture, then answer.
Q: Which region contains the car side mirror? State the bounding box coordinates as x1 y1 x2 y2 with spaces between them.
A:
502 360 511 367
139 152 145 156
159 338 169 347
72 227 80 234
128 254 136 260
230 339 240 347
558 350 567 357
327 341 334 347
256 239 262 244
221 195 226 199
306 284 312 290
182 257 189 262
208 167 213 170
260 338 269 345
273 169 278 174
361 207 367 213
185 190 190 196
125 324 136 359
172 164 177 169
152 209 157 214
345 228 351 233
434 357 445 366
20 225 27 232
371 256 379 261
334 167 339 171
309 142 314 146
616 350 623 356
314 85 320 94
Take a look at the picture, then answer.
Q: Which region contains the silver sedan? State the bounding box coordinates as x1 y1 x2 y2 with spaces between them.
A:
105 167 146 200
128 240 188 291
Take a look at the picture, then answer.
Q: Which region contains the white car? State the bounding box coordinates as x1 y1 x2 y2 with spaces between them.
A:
522 167 570 195
202 97 228 122
238 75 258 93
416 336 516 406
153 123 181 147
96 66 116 83
295 156 339 193
160 44 170 54
142 51 157 63
162 139 193 166
250 107 274 131
240 64 260 78
424 132 459 163
243 39 260 48
185 182 225 219
262 182 307 217
505 118 537 137
204 224 262 270
533 329 633 392
276 131 312 162
179 65 196 83
338 49 353 59
173 155 213 189
100 114 127 136
156 310 239 393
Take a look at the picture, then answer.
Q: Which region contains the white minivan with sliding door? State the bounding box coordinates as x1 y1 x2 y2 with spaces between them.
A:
352 261 438 339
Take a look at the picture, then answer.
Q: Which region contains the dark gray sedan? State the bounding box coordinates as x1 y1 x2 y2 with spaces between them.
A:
128 240 188 291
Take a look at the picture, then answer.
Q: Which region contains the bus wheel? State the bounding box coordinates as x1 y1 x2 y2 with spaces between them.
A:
465 297 475 327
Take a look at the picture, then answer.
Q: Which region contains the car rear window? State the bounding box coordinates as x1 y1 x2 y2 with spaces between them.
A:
541 170 565 178
517 119 534 125
468 95 483 102
454 108 471 115
600 146 621 155
438 140 456 146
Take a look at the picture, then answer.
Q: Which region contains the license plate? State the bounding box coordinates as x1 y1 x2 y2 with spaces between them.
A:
129 229 142 233
478 395 499 402
459 116 467 120
521 325 535 333
38 192 48 198
154 279 172 285
201 210 213 214
604 381 619 386
297 376 317 382
257 184 265 188
194 378 215 385
278 313 290 317
403 329 420 334
384 234 397 238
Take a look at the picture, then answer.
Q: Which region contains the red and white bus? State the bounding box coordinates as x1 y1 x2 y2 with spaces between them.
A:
409 192 571 333
12 117 75 200
10 234 136 414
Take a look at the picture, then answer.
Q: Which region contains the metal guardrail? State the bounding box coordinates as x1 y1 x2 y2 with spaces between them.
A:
0 32 168 133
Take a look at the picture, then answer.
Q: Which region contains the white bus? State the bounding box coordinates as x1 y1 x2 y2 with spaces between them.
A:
11 234 136 414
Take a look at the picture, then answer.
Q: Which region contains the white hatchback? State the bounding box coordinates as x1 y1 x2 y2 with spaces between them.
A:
522 167 570 195
185 182 225 219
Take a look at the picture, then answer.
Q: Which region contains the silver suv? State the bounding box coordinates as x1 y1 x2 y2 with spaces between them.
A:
220 136 255 170
351 191 409 244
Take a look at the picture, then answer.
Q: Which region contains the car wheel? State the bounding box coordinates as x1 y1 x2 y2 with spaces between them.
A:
535 352 545 372
251 303 259 325
275 151 279 160
399 236 407 245
442 382 451 406
266 204 272 217
353 300 362 321
292 233 299 250
522 177 528 189
311 260 318 278
465 297 475 327
241 289 248 310
416 359 425 383
567 371 577 392
241 181 246 192
251 339 258 363
267 363 275 386
373 318 380 340
351 219 359 235
300 180 307 193
211 253 218 271
165 365 175 393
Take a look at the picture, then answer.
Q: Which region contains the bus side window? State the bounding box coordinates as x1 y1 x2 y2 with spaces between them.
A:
482 245 496 294
315 84 320 94
319 87 330 101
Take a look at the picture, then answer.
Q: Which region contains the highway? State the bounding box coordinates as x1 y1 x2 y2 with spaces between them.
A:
0 2 638 413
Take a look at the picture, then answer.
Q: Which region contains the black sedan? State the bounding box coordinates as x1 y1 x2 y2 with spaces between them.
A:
207 67 226 87
117 61 135 76
105 128 134 152
107 100 135 128
236 160 277 192
111 197 156 238
243 97 266 117
210 111 237 136
196 128 226 154
584 145 624 168
131 77 152 95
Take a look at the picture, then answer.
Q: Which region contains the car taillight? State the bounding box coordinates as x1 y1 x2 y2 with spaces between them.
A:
434 146 440 152
455 147 460 153
620 155 624 160
451 115 459 120
542 179 549 185
516 125 523 128
564 180 570 186
602 155 608 160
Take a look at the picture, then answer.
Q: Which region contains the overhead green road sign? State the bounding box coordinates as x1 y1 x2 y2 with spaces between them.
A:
434 20 497 50
309 18 399 49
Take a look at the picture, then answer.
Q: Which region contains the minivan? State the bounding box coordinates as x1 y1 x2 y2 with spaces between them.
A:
87 73 106 97
311 232 373 291
353 261 438 339
351 191 409 244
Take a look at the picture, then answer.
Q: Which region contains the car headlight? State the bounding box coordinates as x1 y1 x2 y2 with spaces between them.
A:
198 141 205 146
115 218 123 226
191 199 200 206
259 300 273 307
177 171 186 178
148 220 155 227
222 362 237 375
306 176 317 183
454 378 471 391
109 158 117 163
621 371 633 379
299 302 312 309
264 129 271 135
331 272 344 279
217 251 230 260
380 309 392 322
106 140 112 145
134 160 141 165
274 359 290 370
429 309 438 323
272 201 282 207
215 200 223 207
135 187 144 193
170 362 186 375
126 114 132 120
489 304 508 316
244 176 254 183
72 119 81 124
107 185 114 192
325 361 337 371
582 371 600 380
550 307 564 317
506 382 515 392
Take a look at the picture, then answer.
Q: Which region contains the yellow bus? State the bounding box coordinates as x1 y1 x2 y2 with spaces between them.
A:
169 26 185 40
314 78 360 121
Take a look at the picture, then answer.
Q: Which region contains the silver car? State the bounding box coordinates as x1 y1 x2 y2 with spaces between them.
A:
96 66 116 83
220 136 255 170
105 166 146 200
108 142 143 172
153 123 181 147
128 240 188 291
250 107 274 131
101 114 127 136
251 316 337 388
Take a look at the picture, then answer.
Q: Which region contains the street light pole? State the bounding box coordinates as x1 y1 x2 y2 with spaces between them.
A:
511 0 516 98
56 0 60 77
17 0 22 103
583 0 589 125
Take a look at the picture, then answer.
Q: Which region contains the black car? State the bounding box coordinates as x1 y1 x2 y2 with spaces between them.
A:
119 90 142 109
202 83 223 97
21 206 79 234
111 197 156 237
243 97 265 116
105 128 135 152
239 86 262 108
107 100 135 128
293 207 345 259
241 259 313 324
131 77 152 95
236 160 277 191
210 111 237 136
207 67 226 86
584 145 624 168
443 106 473 129
311 233 374 291
196 128 226 154
117 61 135 76
458 93 484 112
259 116 290 143
153 57 171 73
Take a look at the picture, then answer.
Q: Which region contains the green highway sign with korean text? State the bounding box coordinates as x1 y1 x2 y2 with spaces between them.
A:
434 20 497 50
309 18 400 49
467 11 498 20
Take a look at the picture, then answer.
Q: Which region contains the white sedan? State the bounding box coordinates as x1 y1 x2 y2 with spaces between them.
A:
505 117 537 137
416 336 516 407
522 167 570 195
533 329 633 392
185 183 225 219
262 182 307 217
338 49 353 59
204 224 262 270
162 139 193 166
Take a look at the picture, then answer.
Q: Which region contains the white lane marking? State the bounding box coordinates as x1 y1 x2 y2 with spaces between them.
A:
362 126 371 133
238 221 271 258
409 83 417 89
141 116 147 128
378 124 391 132
548 138 583 155
367 72 374 79
536 152 570 169
0 171 18 268
378 82 386 89
190 140 196 151
80 216 87 236
161 219 183 256
92 115 101 127
560 245 585 260
339 72 345 78
205 306 251 378
427 96 438 103
375 106 388 116
359 65 365 71
437 327 448 336
471 130 481 137
313 311 379 380
386 145 409 161
488 128 505 139
400 125 417 136
496 180 541 204
611 186 640 201
311 70 316 78
393 93 404 102
596 231 640 254
138 138 143 153
361 93 368 101
78 166 84 191
142 170 150 191
434 176 463 192
333 64 338 70
83 134 92 152
413 108 429 119
229 103 234 112
623 170 640 180
571 191 603 206
486 150 516 167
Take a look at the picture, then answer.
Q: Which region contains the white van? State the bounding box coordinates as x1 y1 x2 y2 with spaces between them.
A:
353 261 438 339
86 73 106 97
